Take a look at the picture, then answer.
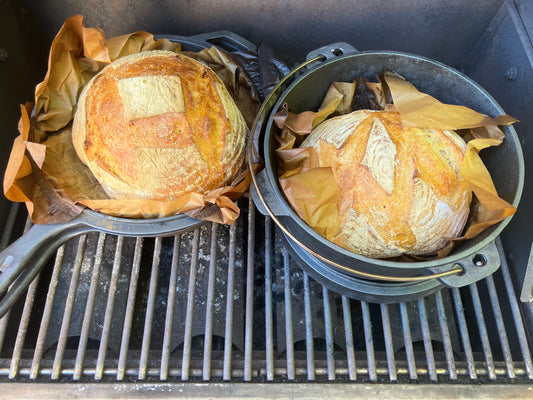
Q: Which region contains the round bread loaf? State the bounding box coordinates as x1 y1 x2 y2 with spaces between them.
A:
301 110 472 258
73 50 248 200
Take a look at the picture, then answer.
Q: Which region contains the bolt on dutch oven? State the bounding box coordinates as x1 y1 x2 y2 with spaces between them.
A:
249 43 524 303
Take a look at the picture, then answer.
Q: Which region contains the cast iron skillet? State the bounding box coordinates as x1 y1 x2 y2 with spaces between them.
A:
0 31 257 318
249 43 524 292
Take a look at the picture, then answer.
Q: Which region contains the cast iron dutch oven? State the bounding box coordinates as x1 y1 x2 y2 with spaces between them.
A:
250 43 524 302
0 31 258 318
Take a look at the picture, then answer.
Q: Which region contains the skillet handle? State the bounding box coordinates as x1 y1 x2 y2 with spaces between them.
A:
187 30 257 53
0 219 91 318
160 31 257 54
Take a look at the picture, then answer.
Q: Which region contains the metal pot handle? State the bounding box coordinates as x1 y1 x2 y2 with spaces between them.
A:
161 31 257 53
251 54 328 164
305 42 359 62
250 169 289 217
0 219 91 318
431 239 501 287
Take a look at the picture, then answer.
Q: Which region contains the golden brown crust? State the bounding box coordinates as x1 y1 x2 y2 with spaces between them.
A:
302 110 471 257
72 50 248 200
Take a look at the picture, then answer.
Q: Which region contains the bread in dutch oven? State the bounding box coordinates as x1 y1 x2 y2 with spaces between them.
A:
302 109 472 258
72 50 248 200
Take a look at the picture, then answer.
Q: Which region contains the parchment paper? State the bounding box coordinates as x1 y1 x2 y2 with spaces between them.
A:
3 15 260 225
274 71 518 258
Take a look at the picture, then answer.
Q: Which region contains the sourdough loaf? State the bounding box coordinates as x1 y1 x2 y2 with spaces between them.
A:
301 110 472 258
72 50 248 200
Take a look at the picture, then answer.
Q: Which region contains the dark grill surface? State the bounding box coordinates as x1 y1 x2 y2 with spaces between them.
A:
0 198 532 384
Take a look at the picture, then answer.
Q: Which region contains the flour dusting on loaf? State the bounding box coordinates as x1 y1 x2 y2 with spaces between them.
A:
72 50 248 200
301 110 471 257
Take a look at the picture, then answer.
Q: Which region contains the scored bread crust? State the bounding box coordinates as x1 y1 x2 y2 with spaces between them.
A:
301 110 472 258
73 50 248 200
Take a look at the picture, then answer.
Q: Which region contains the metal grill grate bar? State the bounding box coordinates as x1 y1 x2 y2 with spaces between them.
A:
0 208 27 353
0 309 9 354
30 245 65 379
303 272 315 381
322 286 335 381
116 237 143 381
283 248 295 380
418 298 437 381
6 217 34 379
0 205 22 344
203 223 219 380
9 272 39 379
160 234 180 381
380 304 397 381
469 282 496 379
5 360 532 379
0 317 9 354
139 237 163 380
434 291 457 380
244 197 256 382
399 302 417 380
263 217 275 382
95 235 124 380
361 301 377 381
73 233 106 381
497 238 533 379
342 296 357 380
485 274 516 378
0 203 20 251
181 229 200 381
452 287 478 380
51 235 87 380
223 223 237 380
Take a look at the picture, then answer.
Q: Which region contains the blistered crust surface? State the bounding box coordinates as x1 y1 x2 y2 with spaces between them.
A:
303 110 471 257
73 51 247 200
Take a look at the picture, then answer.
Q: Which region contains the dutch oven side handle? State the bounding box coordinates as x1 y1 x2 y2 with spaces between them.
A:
430 239 501 288
305 42 359 63
0 218 92 318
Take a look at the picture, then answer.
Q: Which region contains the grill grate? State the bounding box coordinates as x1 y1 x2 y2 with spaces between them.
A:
0 198 532 383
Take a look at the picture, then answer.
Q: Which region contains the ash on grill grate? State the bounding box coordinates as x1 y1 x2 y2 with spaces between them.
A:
273 251 462 358
0 200 533 383
274 250 346 356
33 227 246 359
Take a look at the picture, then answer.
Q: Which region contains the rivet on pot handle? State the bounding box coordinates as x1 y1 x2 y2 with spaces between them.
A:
305 42 359 63
431 240 501 288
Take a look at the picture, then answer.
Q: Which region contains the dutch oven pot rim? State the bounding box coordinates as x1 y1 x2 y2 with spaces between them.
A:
255 47 524 272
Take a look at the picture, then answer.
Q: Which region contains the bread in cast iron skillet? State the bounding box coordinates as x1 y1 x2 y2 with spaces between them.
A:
73 50 248 200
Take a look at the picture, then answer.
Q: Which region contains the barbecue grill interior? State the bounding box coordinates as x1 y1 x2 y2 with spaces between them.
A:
0 1 532 398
